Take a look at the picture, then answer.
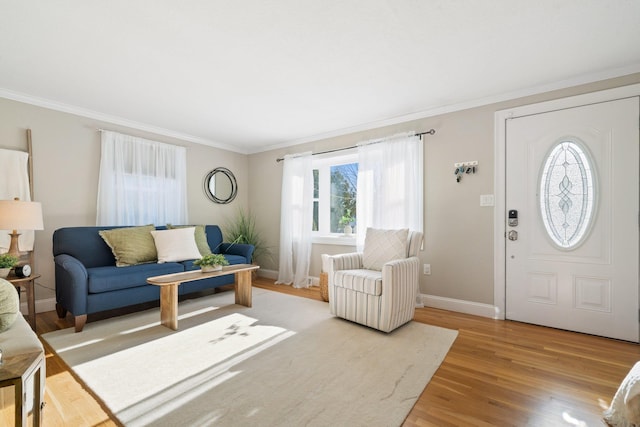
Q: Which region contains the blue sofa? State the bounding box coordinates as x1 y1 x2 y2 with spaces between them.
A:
53 225 254 332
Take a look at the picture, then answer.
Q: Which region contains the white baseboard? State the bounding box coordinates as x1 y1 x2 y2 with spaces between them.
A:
420 293 498 319
20 297 57 315
256 269 278 280
256 270 320 287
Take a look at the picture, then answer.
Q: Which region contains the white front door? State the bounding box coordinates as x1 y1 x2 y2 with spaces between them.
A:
505 96 639 342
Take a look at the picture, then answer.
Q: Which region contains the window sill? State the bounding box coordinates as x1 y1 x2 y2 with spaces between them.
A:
312 235 357 246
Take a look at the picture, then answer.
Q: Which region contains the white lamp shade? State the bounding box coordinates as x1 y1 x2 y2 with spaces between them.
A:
0 200 44 230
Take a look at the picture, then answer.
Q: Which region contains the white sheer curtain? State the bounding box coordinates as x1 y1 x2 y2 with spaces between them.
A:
276 153 313 288
96 130 188 226
356 132 423 248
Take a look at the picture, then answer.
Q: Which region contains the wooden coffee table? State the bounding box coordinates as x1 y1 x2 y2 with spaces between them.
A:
147 263 259 330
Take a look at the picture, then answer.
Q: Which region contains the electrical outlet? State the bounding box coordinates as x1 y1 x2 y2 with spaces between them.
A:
423 264 431 275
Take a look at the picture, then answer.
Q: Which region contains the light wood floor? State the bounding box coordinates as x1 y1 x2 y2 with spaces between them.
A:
16 278 640 426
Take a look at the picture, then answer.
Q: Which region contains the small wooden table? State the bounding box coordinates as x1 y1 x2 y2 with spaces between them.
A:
8 274 40 331
147 264 259 330
0 351 45 427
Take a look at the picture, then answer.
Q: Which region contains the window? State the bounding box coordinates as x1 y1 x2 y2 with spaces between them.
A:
312 153 358 237
539 138 596 249
96 131 188 226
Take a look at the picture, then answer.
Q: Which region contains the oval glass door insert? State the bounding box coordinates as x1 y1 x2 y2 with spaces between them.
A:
539 139 596 249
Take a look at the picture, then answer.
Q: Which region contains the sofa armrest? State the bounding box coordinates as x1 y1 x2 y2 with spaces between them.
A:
54 254 89 316
220 243 255 264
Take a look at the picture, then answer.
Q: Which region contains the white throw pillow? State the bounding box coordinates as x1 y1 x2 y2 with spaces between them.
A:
362 228 409 271
150 227 202 263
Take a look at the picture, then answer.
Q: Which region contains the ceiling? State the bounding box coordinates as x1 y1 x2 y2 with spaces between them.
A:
1 1 640 154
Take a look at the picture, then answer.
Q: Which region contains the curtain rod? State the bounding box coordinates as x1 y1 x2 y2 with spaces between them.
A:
275 129 435 162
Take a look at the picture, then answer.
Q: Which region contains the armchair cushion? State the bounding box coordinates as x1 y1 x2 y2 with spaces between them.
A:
334 269 382 296
362 228 409 270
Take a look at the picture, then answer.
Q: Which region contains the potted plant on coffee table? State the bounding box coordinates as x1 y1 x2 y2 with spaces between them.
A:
193 253 229 272
0 253 18 278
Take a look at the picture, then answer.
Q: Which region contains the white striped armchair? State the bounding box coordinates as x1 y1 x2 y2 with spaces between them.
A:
327 228 423 333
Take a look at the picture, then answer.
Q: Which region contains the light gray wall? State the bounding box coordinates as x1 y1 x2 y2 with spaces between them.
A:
248 73 640 305
0 97 249 302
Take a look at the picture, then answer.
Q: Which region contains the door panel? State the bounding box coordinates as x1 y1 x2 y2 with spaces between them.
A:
505 97 639 342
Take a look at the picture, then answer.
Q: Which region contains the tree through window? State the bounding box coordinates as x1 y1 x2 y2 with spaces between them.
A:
312 154 358 235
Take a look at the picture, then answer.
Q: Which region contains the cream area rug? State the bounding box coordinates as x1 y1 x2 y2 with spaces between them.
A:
42 288 457 427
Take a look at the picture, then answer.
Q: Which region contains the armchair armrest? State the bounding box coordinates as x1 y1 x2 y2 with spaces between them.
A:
381 256 420 288
328 252 363 271
380 256 420 323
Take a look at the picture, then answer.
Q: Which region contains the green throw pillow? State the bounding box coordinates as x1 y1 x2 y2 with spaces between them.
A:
0 278 19 333
167 224 212 256
99 225 158 267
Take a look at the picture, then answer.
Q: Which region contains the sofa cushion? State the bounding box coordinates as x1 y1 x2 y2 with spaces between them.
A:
333 269 382 296
0 278 19 333
151 227 202 263
88 263 184 293
362 228 409 271
167 224 212 256
99 225 157 267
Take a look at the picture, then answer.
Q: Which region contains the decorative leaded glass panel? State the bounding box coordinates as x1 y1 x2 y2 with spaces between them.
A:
539 139 595 249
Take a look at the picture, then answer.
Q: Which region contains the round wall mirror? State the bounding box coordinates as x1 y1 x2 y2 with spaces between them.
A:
204 167 237 204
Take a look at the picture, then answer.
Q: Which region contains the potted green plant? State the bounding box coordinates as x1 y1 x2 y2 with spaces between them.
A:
224 208 273 265
339 209 355 235
0 253 18 278
193 253 229 272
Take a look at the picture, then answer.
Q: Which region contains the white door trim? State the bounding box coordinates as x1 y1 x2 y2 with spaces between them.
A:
493 83 640 320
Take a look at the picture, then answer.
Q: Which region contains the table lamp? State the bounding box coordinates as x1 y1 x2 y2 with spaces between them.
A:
0 198 44 258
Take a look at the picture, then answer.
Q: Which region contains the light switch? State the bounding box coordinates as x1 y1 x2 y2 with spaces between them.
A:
480 194 494 206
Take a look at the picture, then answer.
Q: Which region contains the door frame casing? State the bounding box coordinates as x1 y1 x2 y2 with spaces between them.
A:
493 83 640 320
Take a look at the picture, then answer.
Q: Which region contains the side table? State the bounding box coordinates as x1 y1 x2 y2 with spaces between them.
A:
7 274 40 331
0 350 45 426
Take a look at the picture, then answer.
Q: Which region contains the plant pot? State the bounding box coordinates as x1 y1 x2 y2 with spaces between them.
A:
201 265 223 273
343 225 352 236
0 268 10 279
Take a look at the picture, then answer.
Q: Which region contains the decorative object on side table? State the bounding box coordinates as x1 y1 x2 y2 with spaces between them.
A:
14 263 31 278
194 253 229 272
0 253 18 278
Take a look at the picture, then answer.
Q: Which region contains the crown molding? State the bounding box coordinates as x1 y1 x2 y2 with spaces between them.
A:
0 88 248 154
254 63 640 154
2 62 639 156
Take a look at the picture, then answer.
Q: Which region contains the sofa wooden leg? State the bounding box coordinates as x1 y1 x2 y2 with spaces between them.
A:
74 315 87 332
55 303 67 319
